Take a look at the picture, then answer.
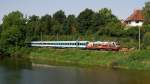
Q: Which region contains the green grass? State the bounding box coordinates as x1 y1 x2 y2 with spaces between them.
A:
29 48 150 70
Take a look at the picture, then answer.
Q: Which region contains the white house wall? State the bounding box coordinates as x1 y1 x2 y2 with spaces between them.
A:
127 21 143 27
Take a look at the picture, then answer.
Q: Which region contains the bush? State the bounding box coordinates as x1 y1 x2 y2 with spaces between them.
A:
143 32 150 49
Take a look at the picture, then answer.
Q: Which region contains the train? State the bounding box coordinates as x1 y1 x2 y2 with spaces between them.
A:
31 41 120 51
86 41 120 51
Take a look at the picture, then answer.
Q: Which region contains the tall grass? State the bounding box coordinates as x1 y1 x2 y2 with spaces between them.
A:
29 48 150 70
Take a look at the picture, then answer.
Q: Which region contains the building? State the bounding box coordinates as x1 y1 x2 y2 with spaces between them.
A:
124 9 144 27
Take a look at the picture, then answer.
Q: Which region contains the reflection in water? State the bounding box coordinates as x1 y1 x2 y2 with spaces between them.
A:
0 58 32 84
0 58 150 84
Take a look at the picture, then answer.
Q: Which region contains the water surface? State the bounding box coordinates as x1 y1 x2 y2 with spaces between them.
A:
0 58 150 84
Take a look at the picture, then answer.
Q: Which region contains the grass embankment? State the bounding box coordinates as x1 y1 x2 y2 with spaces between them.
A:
29 48 150 70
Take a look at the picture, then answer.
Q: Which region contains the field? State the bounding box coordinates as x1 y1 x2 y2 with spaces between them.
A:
29 48 150 70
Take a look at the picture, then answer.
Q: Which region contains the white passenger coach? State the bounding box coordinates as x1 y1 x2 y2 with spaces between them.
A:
31 41 89 48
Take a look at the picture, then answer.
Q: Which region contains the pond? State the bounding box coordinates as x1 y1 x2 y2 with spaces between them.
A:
0 58 150 84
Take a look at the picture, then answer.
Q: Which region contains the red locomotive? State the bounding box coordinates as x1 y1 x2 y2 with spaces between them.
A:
86 41 120 51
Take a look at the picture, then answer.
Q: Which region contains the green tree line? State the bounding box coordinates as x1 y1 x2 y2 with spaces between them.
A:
1 2 150 56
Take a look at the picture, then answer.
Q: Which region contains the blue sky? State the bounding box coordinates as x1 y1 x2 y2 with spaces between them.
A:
0 0 146 24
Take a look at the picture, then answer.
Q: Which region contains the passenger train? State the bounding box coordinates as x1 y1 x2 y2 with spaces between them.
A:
31 41 120 51
31 41 89 48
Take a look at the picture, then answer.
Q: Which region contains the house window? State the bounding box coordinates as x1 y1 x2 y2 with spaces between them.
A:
136 21 139 23
128 21 131 24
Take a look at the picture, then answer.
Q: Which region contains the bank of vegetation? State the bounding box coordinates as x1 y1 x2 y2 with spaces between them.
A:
30 48 150 70
0 2 150 70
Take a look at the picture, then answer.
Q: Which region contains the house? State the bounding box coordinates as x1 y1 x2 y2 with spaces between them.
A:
124 9 144 27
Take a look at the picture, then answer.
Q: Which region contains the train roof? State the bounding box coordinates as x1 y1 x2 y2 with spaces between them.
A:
31 41 89 43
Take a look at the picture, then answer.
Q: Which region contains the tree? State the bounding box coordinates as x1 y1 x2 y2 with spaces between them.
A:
26 15 40 40
90 13 102 33
99 8 119 25
2 11 25 30
91 8 121 36
52 10 66 35
0 27 23 47
51 20 63 35
40 14 52 35
0 24 2 34
64 15 78 35
143 32 150 49
143 1 150 24
125 27 139 40
99 22 123 37
0 11 27 55
53 10 66 24
77 8 95 35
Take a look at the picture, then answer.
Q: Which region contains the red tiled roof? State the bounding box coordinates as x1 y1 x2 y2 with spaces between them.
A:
125 10 144 21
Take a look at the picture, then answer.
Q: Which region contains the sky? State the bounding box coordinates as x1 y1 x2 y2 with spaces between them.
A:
0 0 146 24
